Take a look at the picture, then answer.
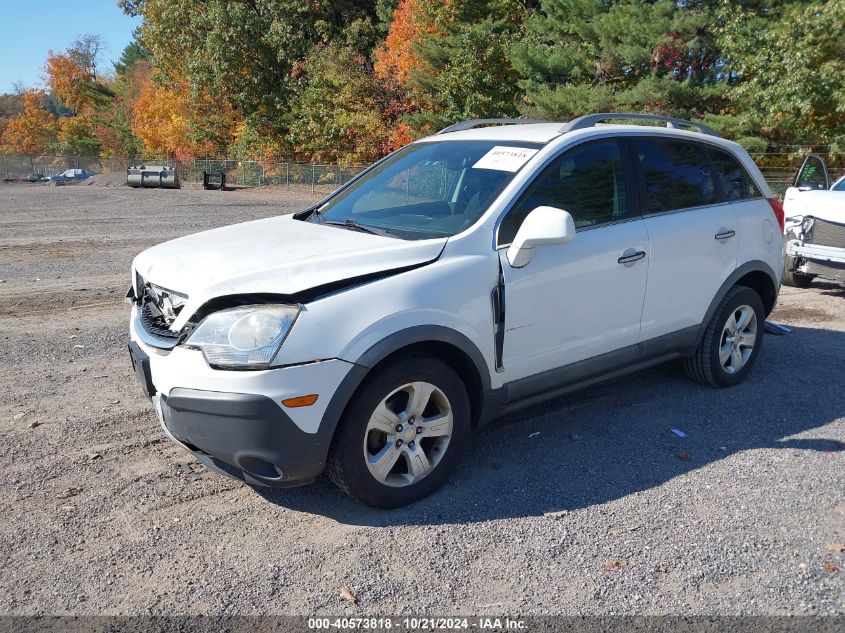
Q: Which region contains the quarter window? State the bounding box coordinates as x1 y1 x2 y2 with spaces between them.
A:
710 149 761 201
632 139 717 213
498 140 628 245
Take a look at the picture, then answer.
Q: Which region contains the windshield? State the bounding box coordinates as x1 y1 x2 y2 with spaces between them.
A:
832 177 845 192
305 140 542 239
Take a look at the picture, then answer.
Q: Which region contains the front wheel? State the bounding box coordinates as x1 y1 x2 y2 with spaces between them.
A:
782 255 814 288
684 285 765 388
326 355 470 508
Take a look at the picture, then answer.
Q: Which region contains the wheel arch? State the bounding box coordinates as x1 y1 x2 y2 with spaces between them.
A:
697 260 779 345
321 326 494 447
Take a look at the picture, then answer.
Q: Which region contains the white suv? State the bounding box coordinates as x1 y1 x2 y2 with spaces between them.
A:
128 113 785 507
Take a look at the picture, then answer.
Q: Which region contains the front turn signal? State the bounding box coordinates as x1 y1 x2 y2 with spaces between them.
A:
282 394 319 408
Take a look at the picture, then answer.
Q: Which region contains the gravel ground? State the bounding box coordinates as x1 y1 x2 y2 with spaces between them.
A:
0 183 843 617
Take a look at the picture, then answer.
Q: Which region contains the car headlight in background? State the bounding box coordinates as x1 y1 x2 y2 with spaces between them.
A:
185 304 300 368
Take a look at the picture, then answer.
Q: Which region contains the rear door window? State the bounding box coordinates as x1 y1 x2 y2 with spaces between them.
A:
632 139 717 213
710 149 761 201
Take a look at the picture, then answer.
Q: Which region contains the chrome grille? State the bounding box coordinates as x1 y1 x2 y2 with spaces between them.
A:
140 301 181 340
135 277 187 343
811 217 845 249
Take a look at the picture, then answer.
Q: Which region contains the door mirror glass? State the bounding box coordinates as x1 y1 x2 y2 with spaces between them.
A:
506 206 576 268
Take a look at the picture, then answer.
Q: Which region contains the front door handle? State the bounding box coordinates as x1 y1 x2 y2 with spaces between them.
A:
618 250 646 265
715 229 736 240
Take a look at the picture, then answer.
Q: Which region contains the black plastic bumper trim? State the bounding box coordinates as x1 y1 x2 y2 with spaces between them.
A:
160 388 333 487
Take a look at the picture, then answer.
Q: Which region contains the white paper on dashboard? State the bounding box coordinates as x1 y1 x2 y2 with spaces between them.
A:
472 146 539 172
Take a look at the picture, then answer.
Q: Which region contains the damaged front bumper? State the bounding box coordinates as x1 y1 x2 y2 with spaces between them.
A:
785 215 845 282
128 305 357 487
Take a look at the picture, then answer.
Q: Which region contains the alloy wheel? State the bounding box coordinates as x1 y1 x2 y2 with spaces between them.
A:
719 304 757 374
363 381 453 487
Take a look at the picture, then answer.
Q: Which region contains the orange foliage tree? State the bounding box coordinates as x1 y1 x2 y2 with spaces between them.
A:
44 46 111 154
45 50 96 113
374 0 445 149
0 90 58 155
131 71 240 161
374 0 439 86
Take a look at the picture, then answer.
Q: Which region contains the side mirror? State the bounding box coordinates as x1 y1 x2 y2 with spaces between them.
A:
506 206 576 268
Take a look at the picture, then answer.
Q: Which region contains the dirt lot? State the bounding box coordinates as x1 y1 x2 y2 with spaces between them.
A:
0 183 843 617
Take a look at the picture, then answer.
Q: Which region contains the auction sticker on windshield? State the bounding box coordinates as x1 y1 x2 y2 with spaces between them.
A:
472 146 538 172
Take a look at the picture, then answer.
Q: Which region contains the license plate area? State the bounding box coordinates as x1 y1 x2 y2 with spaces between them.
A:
128 341 156 398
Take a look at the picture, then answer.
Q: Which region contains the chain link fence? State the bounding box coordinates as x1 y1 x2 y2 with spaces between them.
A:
0 154 369 194
749 147 845 198
2 151 843 198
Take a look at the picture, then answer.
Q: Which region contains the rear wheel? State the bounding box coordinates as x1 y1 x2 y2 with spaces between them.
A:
782 255 814 288
326 355 470 508
684 285 765 388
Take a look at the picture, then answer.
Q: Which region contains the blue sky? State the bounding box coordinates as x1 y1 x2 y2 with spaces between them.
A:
0 2 142 93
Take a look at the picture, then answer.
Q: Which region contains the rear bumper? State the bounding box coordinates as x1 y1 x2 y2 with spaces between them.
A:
155 388 333 487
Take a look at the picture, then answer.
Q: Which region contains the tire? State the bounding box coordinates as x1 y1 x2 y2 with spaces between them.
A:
782 255 814 288
326 354 471 508
684 285 765 388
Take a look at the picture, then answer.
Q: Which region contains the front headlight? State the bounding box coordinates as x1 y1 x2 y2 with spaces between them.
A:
185 304 300 368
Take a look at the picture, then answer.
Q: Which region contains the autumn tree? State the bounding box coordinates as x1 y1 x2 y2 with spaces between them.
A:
374 0 441 86
132 0 378 144
131 72 240 161
44 42 112 155
0 92 23 149
372 0 444 147
289 42 391 162
103 35 153 156
407 0 527 131
1 89 58 156
45 35 107 113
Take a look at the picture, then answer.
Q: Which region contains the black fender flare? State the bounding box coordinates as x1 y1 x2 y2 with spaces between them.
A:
696 260 779 345
318 325 494 451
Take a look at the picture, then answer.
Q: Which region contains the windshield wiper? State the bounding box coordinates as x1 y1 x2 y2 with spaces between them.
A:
321 218 394 237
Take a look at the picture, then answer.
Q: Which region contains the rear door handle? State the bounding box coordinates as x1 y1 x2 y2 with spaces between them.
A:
618 250 646 265
715 229 736 240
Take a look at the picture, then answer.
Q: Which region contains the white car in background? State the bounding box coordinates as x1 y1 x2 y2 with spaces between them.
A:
782 154 845 287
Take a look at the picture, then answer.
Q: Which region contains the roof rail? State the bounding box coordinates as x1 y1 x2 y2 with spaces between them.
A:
560 113 720 137
436 118 550 135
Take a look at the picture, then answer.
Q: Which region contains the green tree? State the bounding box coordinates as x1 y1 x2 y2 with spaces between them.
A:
511 0 726 121
718 0 845 152
288 42 391 163
407 0 527 131
135 0 378 140
110 37 152 156
114 30 150 76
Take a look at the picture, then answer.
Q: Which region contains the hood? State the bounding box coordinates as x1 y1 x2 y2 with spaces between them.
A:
783 187 845 224
132 215 446 329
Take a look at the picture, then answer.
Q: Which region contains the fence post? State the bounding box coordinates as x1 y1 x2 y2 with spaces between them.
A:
311 164 316 195
286 162 290 186
259 161 263 187
3 154 7 180
75 155 79 169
